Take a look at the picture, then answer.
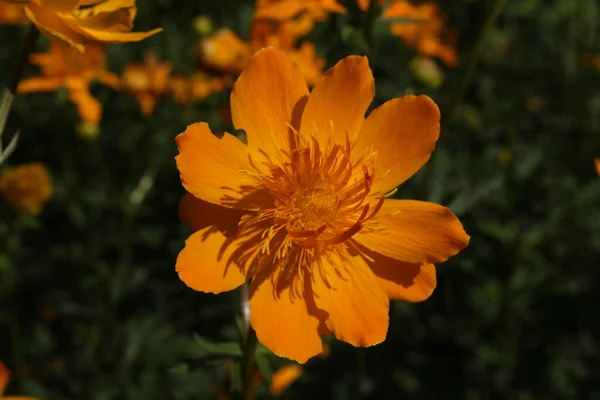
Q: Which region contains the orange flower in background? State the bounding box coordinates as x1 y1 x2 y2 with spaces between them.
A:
210 359 299 398
197 20 326 87
122 52 172 116
255 0 346 20
383 0 458 67
3 0 162 52
580 53 600 70
197 28 250 75
0 361 40 399
0 2 26 24
0 162 52 216
288 41 325 86
175 47 469 363
595 159 600 175
270 364 303 395
169 73 231 105
18 40 119 126
356 0 385 12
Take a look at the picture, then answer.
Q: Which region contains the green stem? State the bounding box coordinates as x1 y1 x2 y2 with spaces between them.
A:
2 221 26 392
240 326 258 400
417 0 509 200
8 25 40 95
443 0 509 121
0 25 40 149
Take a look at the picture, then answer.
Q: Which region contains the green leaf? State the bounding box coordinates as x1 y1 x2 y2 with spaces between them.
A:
193 334 242 358
230 359 242 393
255 352 272 383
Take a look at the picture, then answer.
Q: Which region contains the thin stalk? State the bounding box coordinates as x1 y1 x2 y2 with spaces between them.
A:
417 0 509 199
240 325 258 400
443 0 509 121
0 25 40 150
7 25 40 95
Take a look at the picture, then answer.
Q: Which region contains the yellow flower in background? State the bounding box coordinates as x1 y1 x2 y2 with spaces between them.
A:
0 2 27 24
0 361 40 399
0 162 52 216
269 364 303 395
2 0 162 52
18 41 120 127
409 56 444 88
175 47 469 363
122 52 172 116
383 1 458 67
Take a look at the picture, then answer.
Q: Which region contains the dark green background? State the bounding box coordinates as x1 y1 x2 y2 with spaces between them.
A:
1 0 599 398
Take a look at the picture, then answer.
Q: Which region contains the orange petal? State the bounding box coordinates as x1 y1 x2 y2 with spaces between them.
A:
137 92 156 117
355 199 469 264
312 252 389 347
3 397 42 400
176 226 248 294
40 0 79 13
356 242 436 301
24 4 84 51
96 70 121 90
175 122 255 209
78 0 133 14
230 47 309 165
355 95 440 194
68 86 101 124
357 0 370 11
250 265 325 363
17 77 63 92
300 55 374 147
0 361 9 395
74 26 163 44
178 192 244 235
68 6 134 33
269 364 303 395
254 0 307 20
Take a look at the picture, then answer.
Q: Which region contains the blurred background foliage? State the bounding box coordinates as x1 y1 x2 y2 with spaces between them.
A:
1 0 599 398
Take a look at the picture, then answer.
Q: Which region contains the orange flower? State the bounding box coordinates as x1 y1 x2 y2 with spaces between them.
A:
580 53 600 70
4 0 162 52
269 364 303 395
255 0 346 20
122 52 172 116
288 41 325 87
0 162 51 216
356 0 386 12
175 47 469 363
0 361 40 399
18 40 119 126
197 22 326 86
595 159 600 175
383 1 457 67
169 73 232 105
0 2 27 24
197 28 250 74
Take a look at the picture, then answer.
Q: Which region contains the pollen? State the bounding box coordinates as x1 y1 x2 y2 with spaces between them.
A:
239 123 385 266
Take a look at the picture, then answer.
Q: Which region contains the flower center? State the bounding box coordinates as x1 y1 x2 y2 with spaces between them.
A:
241 128 385 255
288 175 337 230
